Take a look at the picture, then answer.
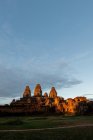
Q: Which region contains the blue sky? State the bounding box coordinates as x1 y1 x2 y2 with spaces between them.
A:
0 0 93 104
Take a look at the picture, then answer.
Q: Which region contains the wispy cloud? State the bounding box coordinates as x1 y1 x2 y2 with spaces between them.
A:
0 58 82 98
70 50 93 63
0 22 82 100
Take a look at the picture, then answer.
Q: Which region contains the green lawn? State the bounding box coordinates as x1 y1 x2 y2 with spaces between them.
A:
0 115 93 140
0 115 93 130
0 127 93 140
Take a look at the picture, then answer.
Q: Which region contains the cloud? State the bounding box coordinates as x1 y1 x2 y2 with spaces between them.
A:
0 65 25 97
0 22 82 99
70 50 93 63
0 57 82 98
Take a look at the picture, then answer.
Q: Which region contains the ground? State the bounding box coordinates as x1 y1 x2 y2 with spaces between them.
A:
0 115 93 140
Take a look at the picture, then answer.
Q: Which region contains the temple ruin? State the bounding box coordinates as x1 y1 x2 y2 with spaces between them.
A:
0 84 93 116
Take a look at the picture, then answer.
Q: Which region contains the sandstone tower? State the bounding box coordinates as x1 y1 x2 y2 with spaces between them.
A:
23 86 31 98
34 84 42 96
49 87 57 98
44 92 48 97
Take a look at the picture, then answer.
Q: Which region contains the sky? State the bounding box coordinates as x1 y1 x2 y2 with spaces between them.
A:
0 0 93 104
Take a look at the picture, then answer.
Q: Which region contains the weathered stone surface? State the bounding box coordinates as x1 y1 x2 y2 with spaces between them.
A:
23 86 31 98
54 97 61 106
44 92 48 97
0 84 91 116
74 97 87 102
34 84 42 96
56 104 64 113
49 87 57 98
45 98 52 106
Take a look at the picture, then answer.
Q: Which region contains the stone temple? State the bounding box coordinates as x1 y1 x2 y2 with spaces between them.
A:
0 84 92 116
23 86 31 98
49 87 57 98
34 84 42 96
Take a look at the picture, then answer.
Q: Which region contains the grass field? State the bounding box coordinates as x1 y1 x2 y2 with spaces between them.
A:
0 127 93 140
0 115 93 139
